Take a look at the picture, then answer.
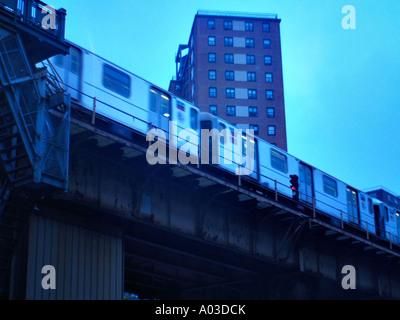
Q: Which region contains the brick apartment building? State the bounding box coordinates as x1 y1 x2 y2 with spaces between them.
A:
169 10 287 151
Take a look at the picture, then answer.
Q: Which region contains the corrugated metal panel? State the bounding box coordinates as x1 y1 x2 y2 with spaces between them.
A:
25 214 123 300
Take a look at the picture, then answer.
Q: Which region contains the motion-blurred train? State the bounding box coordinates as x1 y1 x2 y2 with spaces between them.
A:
46 40 400 246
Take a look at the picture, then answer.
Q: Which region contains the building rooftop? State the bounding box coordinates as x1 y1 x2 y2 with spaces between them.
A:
197 10 278 20
364 186 399 197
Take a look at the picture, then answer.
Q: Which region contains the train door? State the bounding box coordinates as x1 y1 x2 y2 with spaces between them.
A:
218 122 227 165
299 163 313 204
374 204 385 237
149 87 171 134
346 187 359 224
239 132 258 179
200 119 214 164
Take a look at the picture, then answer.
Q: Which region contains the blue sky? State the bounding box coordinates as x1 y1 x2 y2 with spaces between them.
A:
48 0 400 195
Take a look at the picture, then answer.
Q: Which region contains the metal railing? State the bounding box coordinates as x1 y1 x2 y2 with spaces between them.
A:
42 58 64 94
266 177 400 251
0 0 66 41
51 78 400 253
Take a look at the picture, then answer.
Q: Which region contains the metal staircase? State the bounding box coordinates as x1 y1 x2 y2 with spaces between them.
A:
0 22 70 300
0 0 70 299
0 25 70 190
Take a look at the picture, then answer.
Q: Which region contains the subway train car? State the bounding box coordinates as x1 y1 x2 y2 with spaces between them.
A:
47 41 400 247
49 41 200 146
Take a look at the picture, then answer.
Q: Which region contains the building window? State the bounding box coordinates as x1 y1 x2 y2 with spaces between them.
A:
208 19 215 29
224 20 232 30
209 87 217 98
225 53 234 64
224 20 233 30
263 39 271 48
226 88 235 99
263 23 270 32
265 72 273 83
266 90 274 100
271 149 287 173
225 70 234 81
245 21 254 31
248 106 258 117
210 105 217 115
267 107 275 118
226 105 236 116
247 72 256 82
103 64 131 98
208 53 216 63
175 84 181 91
208 70 216 80
248 89 257 99
246 55 255 65
268 125 276 136
245 38 255 48
323 175 338 197
224 37 233 47
264 55 272 65
249 124 259 135
208 36 216 46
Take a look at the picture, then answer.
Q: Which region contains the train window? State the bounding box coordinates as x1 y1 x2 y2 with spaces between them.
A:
384 207 389 222
103 64 131 98
230 128 236 145
160 94 171 118
242 131 256 157
241 135 246 156
70 47 81 74
270 149 287 173
149 88 171 117
218 123 226 145
368 198 373 215
149 89 157 112
190 108 198 131
323 175 338 197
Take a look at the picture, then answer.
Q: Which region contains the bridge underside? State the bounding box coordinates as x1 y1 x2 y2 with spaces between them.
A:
5 105 397 300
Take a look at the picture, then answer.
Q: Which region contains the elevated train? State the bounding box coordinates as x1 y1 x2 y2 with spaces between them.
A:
47 40 400 246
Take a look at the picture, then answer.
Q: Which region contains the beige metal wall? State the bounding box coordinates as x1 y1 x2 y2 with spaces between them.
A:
25 213 123 300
